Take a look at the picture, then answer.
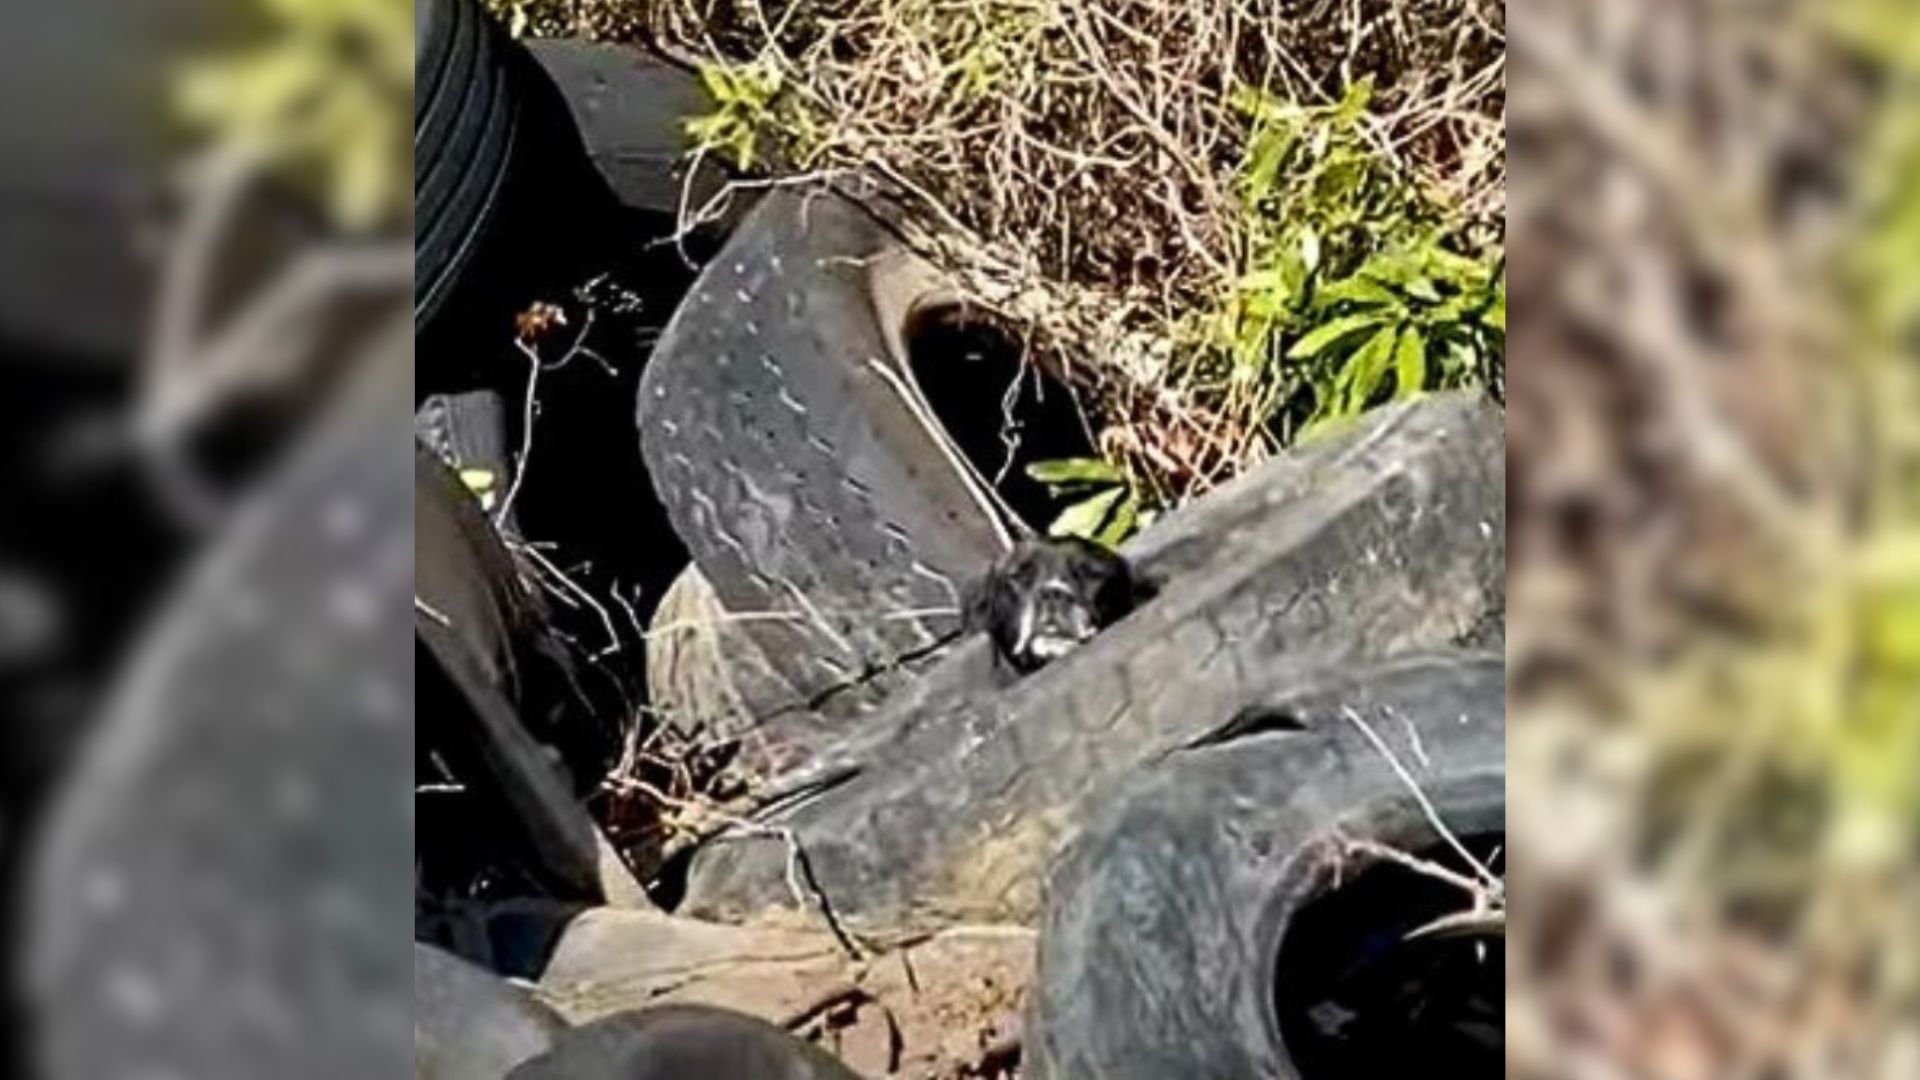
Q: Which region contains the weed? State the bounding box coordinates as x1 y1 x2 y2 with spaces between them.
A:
683 57 787 170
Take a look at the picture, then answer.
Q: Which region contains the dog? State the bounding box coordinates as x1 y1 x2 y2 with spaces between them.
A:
963 536 1144 674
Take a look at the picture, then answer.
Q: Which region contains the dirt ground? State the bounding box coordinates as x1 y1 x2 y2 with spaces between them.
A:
534 908 1034 1077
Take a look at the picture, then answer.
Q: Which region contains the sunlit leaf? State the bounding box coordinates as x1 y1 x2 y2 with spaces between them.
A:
1343 324 1400 406
1481 289 1505 332
1393 326 1428 397
1027 457 1124 486
1096 488 1140 546
1314 276 1398 309
1287 312 1386 359
1048 486 1126 540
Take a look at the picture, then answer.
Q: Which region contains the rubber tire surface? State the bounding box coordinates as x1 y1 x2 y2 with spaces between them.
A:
1026 652 1505 1080
507 1004 862 1080
21 334 416 1080
415 0 520 327
416 943 569 1080
643 563 823 777
680 393 1505 928
637 186 1008 724
416 444 608 900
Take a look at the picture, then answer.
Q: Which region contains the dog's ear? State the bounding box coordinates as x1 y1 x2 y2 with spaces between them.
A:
961 566 997 633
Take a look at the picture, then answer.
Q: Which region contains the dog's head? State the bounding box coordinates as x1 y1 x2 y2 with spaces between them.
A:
966 537 1139 673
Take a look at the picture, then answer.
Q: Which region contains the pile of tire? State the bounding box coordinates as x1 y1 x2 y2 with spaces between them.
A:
64 0 1501 1073
637 179 1509 1076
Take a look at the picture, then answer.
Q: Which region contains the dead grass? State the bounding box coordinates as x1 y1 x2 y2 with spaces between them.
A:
1506 2 1920 1076
623 0 1507 504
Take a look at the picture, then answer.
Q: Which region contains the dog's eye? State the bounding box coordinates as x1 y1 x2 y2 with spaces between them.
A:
1073 556 1117 584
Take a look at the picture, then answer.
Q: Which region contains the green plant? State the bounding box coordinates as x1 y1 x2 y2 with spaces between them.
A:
174 0 412 231
682 57 787 170
1189 79 1505 444
1025 457 1151 546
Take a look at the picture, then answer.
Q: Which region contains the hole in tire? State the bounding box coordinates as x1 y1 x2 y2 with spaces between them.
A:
904 305 1096 533
1273 831 1504 1076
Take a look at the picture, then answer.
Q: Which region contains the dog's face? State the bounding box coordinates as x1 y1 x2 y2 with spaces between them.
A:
967 537 1138 673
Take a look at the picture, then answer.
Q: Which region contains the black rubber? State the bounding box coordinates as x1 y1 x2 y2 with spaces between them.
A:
20 335 416 1080
679 393 1505 928
521 38 741 227
507 1004 863 1080
1025 652 1504 1080
637 186 1011 727
416 443 620 902
415 0 521 329
416 943 569 1080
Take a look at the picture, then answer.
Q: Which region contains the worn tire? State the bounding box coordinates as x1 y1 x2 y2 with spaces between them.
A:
680 393 1505 928
416 442 624 902
507 1004 862 1080
637 186 1010 723
643 564 834 777
1025 652 1504 1080
416 943 569 1080
20 332 416 1080
415 0 521 329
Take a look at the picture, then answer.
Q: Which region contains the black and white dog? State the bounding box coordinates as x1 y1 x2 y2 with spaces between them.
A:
964 536 1145 674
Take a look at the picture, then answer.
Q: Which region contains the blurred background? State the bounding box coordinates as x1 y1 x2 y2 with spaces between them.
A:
1507 1 1920 1077
1 0 413 1075
0 0 1911 1077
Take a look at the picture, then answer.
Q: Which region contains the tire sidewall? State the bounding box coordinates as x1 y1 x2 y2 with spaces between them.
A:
1030 656 1504 1080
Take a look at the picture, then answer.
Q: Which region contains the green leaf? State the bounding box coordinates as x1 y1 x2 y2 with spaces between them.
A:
1335 77 1375 124
698 62 734 101
1423 246 1489 283
1048 486 1126 541
1096 489 1140 546
1402 276 1442 303
1342 325 1400 407
1243 128 1291 198
1313 276 1399 310
1297 407 1361 444
1481 289 1506 332
1026 457 1123 486
1287 312 1386 359
1393 326 1428 397
1446 338 1478 379
1237 267 1291 297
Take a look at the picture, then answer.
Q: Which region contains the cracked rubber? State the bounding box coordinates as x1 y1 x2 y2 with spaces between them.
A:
1024 652 1504 1080
636 187 1008 730
679 393 1505 928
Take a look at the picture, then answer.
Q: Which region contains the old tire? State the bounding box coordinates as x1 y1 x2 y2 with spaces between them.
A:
637 186 1011 722
20 332 416 1080
416 943 569 1080
416 441 626 902
680 393 1505 928
643 563 835 778
507 1004 862 1080
1026 653 1504 1080
415 0 521 329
